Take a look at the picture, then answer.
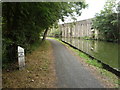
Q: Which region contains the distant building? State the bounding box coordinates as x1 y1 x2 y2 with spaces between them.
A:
59 18 99 39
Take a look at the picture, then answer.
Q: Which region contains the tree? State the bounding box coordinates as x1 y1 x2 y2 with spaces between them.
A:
41 2 87 41
92 0 119 42
2 2 87 64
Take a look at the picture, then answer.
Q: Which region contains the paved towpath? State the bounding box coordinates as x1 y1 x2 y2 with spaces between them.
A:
49 39 104 88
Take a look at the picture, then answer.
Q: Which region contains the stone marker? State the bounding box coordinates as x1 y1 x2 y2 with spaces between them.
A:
18 46 25 70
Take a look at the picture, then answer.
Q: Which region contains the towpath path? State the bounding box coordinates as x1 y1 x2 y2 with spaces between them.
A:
48 39 103 88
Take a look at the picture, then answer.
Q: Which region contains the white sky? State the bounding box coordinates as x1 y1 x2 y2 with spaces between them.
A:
77 0 107 20
59 0 107 24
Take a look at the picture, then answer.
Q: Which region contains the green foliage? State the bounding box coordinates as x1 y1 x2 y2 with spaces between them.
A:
82 36 91 40
52 30 61 38
92 0 119 42
86 59 103 68
76 50 90 60
49 28 61 38
2 2 87 64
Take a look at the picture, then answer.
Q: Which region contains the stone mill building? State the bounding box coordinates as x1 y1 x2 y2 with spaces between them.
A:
59 18 99 39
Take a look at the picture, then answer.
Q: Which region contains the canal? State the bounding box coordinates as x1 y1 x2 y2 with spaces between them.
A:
61 38 119 71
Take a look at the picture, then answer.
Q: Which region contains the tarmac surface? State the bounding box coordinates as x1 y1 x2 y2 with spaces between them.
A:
49 39 104 88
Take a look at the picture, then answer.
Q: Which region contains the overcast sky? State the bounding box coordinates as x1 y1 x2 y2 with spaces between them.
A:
77 0 107 20
59 0 107 24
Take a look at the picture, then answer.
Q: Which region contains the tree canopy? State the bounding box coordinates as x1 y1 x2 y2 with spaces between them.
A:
2 2 87 63
92 0 119 42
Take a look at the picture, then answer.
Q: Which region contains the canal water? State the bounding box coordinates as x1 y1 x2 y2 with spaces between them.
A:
61 38 119 71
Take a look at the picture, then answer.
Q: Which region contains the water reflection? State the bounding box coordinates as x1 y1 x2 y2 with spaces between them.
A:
62 38 119 70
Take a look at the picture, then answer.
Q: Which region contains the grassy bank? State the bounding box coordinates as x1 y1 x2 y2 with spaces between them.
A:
3 40 57 88
50 37 119 88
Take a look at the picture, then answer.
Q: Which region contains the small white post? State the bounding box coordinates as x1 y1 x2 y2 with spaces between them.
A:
18 46 25 70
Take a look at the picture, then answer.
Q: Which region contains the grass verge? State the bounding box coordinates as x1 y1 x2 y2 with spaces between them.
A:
3 40 56 88
49 37 119 88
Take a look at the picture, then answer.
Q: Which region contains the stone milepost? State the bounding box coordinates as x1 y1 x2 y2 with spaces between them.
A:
18 46 25 70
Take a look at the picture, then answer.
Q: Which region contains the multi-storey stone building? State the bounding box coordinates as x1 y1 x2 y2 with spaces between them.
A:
59 18 99 39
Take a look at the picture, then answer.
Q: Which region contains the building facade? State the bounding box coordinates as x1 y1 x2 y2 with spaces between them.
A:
59 18 99 39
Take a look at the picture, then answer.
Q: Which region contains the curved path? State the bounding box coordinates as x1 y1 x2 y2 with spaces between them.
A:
49 39 104 88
